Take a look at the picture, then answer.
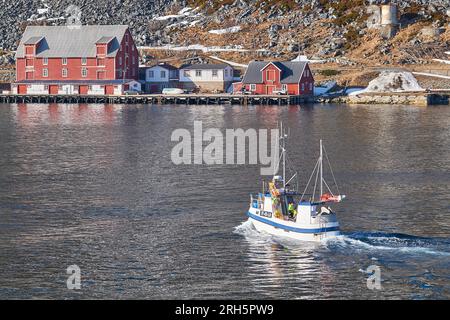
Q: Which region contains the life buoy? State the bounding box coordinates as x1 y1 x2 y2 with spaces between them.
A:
320 193 341 202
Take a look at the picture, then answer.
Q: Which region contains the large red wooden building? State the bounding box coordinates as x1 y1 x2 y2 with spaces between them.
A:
233 61 314 95
13 25 140 95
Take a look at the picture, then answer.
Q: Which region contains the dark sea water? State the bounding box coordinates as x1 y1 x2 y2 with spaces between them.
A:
0 103 449 299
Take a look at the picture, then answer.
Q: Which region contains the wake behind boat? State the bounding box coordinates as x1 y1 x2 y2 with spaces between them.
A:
246 124 346 242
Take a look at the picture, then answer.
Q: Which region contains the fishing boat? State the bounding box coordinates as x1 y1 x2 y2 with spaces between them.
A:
247 124 346 242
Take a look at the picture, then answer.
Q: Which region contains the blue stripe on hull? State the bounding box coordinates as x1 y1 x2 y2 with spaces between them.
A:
247 211 339 234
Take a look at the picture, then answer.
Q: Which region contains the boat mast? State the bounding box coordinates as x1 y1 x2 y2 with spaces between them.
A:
320 139 323 198
281 122 286 189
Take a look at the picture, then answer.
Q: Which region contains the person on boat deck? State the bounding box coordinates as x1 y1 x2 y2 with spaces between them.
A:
288 202 297 217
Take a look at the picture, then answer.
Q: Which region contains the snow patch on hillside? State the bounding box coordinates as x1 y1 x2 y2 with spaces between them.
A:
349 71 424 95
208 26 241 35
209 55 248 68
413 72 450 80
178 7 192 15
138 44 268 53
292 55 326 64
37 8 49 15
154 6 196 21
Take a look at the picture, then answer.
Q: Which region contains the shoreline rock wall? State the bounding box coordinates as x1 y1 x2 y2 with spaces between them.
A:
346 93 432 105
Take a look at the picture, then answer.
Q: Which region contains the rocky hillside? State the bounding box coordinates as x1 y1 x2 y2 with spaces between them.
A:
148 0 450 63
0 0 449 70
0 0 180 50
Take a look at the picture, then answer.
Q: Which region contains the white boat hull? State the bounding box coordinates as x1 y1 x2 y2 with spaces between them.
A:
247 209 340 242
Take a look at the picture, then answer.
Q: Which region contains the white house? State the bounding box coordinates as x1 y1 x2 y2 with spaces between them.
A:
178 64 234 93
143 63 179 93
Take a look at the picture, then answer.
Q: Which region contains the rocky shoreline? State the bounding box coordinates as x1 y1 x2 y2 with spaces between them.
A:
319 92 449 106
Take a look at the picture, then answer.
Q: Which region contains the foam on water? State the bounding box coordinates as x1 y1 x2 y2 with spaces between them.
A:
234 219 267 239
235 220 450 257
324 233 450 257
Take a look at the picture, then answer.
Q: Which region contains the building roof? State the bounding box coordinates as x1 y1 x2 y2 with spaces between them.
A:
24 36 44 45
96 36 115 44
147 63 178 70
16 25 129 58
180 63 231 70
242 61 307 84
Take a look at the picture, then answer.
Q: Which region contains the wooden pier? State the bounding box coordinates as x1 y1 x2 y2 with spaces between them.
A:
0 93 314 105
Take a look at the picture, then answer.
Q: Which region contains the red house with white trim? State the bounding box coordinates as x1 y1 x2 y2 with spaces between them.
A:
233 61 314 95
13 25 140 95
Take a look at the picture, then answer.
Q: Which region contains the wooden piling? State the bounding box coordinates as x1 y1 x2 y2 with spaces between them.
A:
0 93 319 106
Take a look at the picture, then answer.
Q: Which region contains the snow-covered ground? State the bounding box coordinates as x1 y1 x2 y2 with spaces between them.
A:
292 55 326 64
166 21 191 28
412 72 450 80
26 4 66 23
432 58 450 64
154 14 185 21
349 71 424 95
153 7 204 30
46 17 65 21
189 20 201 26
314 81 337 96
138 44 268 53
178 7 192 15
208 26 241 35
209 56 248 68
37 8 49 15
154 6 199 21
345 87 366 94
